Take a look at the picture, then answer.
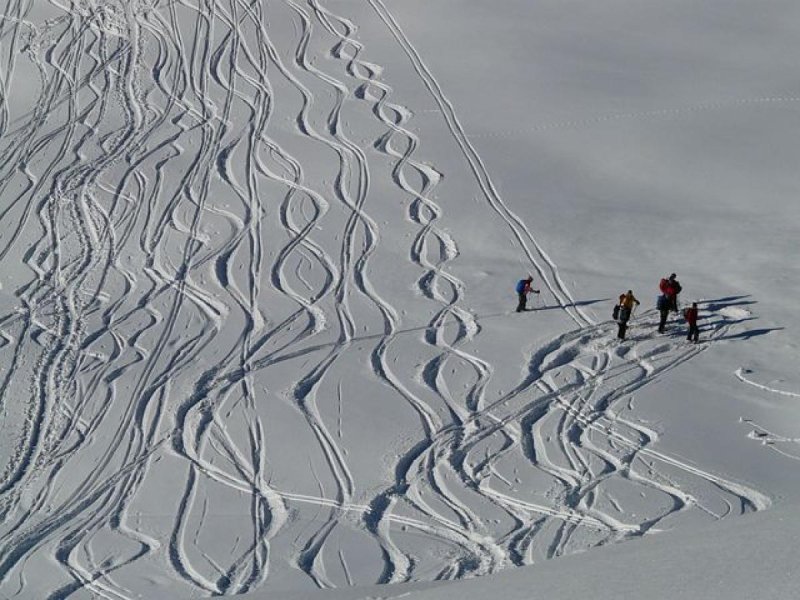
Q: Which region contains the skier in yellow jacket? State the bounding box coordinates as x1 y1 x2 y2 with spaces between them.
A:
617 290 640 340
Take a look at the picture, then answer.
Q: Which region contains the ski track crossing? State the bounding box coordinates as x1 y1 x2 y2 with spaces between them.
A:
0 1 769 597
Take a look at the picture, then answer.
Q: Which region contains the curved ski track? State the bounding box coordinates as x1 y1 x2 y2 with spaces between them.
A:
0 1 768 597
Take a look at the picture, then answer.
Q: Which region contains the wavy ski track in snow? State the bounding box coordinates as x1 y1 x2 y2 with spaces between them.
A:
0 1 769 597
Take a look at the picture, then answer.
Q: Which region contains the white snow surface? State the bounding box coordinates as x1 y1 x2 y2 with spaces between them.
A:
0 1 799 598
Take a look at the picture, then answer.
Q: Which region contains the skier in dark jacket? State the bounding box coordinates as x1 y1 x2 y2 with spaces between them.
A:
617 290 640 340
684 302 700 343
515 276 540 312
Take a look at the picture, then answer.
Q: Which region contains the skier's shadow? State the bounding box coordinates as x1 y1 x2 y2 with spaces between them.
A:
529 297 610 312
714 327 784 341
697 295 783 340
701 295 757 312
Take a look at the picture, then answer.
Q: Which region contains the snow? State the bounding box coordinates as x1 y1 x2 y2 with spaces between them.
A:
265 504 800 600
0 0 799 598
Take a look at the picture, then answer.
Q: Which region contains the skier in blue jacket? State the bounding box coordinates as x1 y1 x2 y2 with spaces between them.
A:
515 276 540 312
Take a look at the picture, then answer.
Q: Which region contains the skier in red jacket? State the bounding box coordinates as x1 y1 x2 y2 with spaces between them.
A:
659 273 682 312
684 302 700 343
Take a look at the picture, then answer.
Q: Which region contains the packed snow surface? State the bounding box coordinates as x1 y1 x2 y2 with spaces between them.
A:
0 1 799 598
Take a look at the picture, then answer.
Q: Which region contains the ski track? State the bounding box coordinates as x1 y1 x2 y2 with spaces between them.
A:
737 370 800 461
0 1 770 597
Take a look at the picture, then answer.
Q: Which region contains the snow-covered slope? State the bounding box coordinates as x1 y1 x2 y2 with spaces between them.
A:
268 502 800 600
0 1 798 598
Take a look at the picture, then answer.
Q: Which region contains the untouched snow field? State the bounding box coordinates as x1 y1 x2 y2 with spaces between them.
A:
0 0 798 598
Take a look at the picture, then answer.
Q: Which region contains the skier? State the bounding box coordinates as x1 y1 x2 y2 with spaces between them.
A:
515 276 540 312
617 290 640 340
684 302 700 343
659 273 682 313
657 293 670 333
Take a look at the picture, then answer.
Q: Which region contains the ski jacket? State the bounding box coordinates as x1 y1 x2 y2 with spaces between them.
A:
662 277 682 298
621 292 640 310
684 307 698 325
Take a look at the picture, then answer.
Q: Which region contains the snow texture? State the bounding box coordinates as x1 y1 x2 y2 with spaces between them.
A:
0 0 798 598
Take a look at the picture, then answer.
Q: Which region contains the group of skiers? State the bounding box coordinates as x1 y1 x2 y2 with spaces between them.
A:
514 272 701 342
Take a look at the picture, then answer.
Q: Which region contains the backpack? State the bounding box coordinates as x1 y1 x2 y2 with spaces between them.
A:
656 294 668 311
612 304 620 320
515 279 527 294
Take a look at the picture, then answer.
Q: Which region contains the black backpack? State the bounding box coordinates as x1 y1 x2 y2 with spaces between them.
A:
612 304 620 320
